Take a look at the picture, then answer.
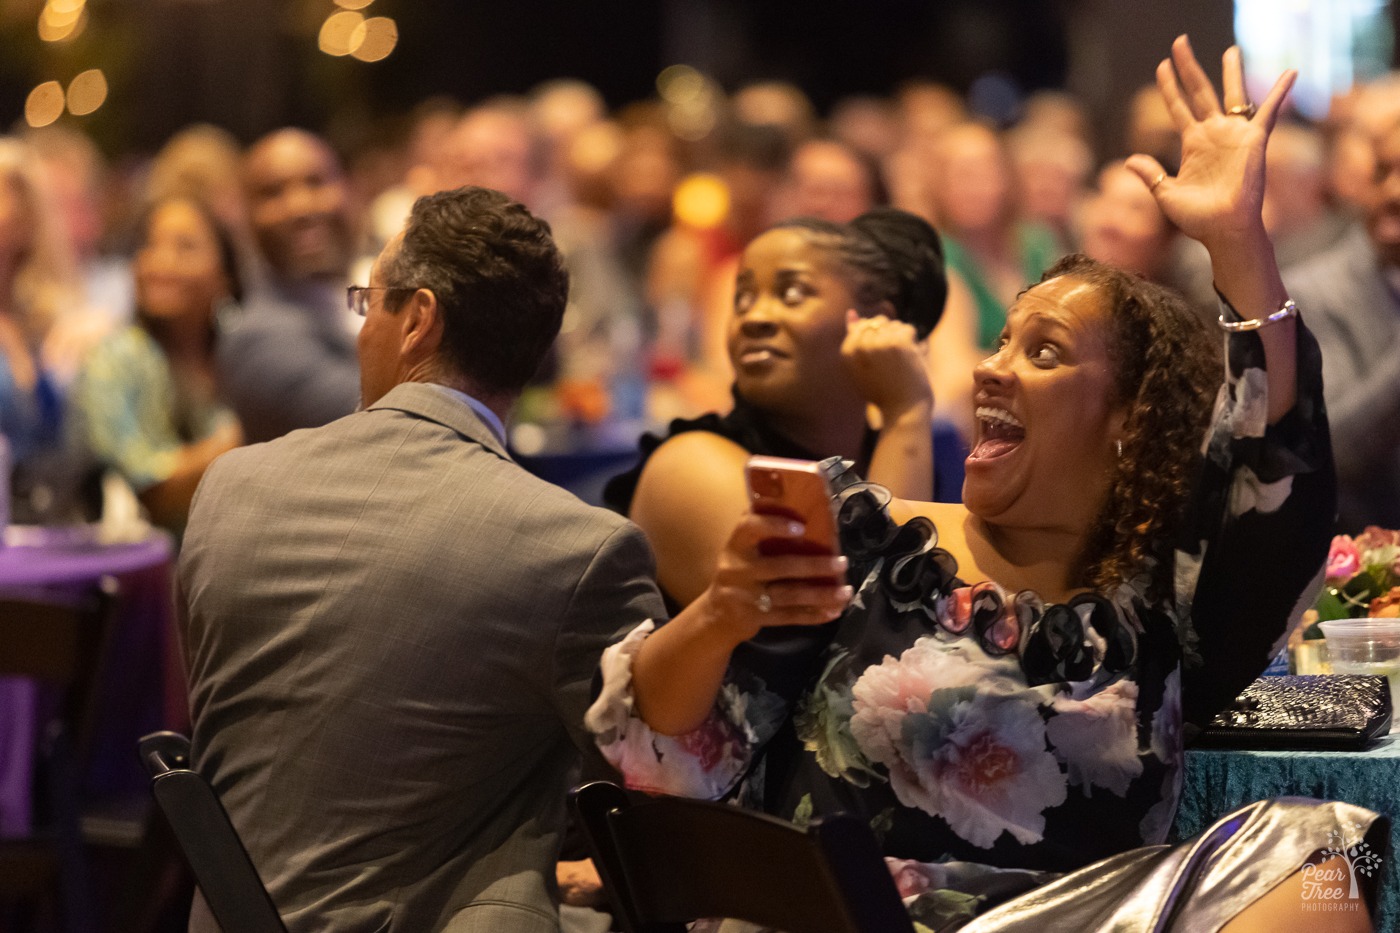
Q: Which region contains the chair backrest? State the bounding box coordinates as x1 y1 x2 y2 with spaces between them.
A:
572 781 915 933
0 576 119 764
138 731 288 933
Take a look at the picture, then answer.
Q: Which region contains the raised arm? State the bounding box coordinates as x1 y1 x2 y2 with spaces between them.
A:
842 310 936 500
1126 36 1298 423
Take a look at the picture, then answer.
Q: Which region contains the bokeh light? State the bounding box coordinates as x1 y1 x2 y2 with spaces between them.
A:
657 65 705 104
334 0 374 8
25 81 66 128
511 422 547 457
570 122 623 176
672 173 730 230
349 17 398 62
66 69 108 116
38 4 87 42
318 10 364 57
658 64 720 142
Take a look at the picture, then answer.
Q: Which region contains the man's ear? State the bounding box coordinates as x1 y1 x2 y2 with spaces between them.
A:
399 288 444 361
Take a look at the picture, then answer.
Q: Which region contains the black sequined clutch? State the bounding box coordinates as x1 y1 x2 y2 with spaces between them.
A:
1194 675 1393 751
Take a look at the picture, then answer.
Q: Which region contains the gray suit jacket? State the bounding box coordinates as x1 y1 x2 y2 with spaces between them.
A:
179 381 665 932
1284 225 1400 530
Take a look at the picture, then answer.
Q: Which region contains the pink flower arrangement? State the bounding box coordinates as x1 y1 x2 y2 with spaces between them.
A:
1325 536 1361 583
1316 527 1400 622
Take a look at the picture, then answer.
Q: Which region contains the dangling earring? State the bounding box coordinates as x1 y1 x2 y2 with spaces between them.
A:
1115 439 1123 459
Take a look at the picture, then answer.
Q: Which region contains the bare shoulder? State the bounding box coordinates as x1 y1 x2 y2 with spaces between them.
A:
886 498 987 583
632 430 751 517
888 497 967 527
630 429 754 606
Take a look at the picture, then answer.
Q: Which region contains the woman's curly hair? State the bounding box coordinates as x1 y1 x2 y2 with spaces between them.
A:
1044 255 1221 601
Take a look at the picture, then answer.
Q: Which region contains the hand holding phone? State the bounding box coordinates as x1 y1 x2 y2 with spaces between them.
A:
745 456 841 560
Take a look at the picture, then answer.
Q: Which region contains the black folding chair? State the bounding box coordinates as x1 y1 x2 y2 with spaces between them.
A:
138 731 288 933
571 781 914 933
0 577 118 933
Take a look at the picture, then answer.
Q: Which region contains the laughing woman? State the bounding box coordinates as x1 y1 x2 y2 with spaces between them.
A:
588 38 1372 930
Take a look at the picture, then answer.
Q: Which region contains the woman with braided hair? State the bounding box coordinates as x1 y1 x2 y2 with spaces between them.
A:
603 204 948 611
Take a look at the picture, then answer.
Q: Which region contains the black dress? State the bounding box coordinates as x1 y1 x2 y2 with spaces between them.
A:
588 308 1342 928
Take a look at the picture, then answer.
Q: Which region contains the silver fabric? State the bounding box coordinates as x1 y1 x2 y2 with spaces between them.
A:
963 798 1382 932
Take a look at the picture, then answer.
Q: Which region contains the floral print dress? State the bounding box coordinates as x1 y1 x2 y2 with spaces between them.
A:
587 307 1334 926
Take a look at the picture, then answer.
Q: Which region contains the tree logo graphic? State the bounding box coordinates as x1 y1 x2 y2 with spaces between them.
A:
1301 822 1383 911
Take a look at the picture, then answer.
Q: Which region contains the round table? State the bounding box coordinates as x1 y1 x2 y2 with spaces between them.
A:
1 525 180 836
0 525 173 587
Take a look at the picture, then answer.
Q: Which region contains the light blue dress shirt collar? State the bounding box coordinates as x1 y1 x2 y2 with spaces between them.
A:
427 383 508 446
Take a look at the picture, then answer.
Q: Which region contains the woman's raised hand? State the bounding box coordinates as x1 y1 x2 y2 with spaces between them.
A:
841 310 933 423
1126 36 1296 249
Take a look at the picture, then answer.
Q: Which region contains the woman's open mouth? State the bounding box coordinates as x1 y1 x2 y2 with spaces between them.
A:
968 406 1025 461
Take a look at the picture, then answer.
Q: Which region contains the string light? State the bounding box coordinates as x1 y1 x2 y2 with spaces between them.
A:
349 16 397 62
318 10 364 57
66 69 108 116
25 81 66 128
38 3 87 42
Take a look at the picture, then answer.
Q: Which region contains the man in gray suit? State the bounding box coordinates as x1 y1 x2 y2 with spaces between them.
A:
180 187 662 931
1285 114 1400 531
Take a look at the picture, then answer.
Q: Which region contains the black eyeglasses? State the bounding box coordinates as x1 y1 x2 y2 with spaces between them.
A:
346 285 416 316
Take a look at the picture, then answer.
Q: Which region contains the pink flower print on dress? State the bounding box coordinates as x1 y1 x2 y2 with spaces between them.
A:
677 718 739 772
849 640 1066 848
1046 680 1143 796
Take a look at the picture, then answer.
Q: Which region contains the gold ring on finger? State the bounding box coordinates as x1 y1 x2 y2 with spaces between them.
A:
1226 102 1257 119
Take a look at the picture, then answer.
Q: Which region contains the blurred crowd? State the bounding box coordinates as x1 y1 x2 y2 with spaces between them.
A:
2 64 1398 534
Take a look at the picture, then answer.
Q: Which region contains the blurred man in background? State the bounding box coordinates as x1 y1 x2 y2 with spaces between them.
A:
218 128 360 442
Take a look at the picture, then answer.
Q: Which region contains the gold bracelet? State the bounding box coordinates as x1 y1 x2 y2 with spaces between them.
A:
1218 299 1298 332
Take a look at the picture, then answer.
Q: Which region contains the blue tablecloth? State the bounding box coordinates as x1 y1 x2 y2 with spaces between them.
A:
1178 735 1400 928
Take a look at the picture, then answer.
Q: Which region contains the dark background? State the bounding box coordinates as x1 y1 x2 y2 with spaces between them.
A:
2 0 1396 159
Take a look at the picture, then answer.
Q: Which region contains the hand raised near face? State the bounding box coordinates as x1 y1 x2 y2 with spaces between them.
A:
1126 35 1296 250
840 310 933 423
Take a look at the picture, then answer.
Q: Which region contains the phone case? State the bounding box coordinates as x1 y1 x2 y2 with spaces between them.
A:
745 456 840 558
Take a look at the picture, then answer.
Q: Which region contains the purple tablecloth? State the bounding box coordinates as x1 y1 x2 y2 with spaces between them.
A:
0 526 181 836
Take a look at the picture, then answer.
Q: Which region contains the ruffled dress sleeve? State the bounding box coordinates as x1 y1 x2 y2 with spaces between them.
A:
585 613 836 800
1175 299 1334 725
